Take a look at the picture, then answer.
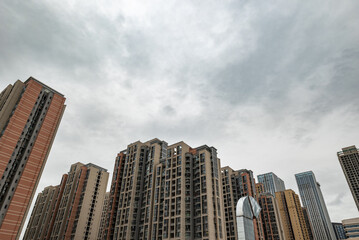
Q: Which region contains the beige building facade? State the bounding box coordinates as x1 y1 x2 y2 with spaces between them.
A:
337 146 359 211
24 174 67 240
24 162 108 240
97 192 110 240
275 189 311 240
106 138 226 240
342 217 359 239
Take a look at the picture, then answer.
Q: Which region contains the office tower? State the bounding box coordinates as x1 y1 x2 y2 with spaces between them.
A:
275 189 311 240
332 222 347 240
295 171 336 240
342 218 359 239
0 77 66 239
24 186 59 239
25 162 109 240
257 192 284 240
221 167 264 240
257 172 285 196
23 174 67 240
109 138 226 240
97 192 110 240
337 146 359 211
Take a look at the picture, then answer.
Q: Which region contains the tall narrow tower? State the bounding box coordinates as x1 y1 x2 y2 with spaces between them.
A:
275 189 311 240
0 77 66 239
295 171 336 240
337 145 359 211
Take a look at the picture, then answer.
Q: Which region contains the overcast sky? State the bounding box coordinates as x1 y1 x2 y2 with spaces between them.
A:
1 0 359 232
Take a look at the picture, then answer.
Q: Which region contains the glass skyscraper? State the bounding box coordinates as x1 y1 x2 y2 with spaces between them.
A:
257 172 285 196
295 171 336 240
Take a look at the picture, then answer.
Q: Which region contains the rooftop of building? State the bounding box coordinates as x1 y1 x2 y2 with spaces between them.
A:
122 138 217 154
337 145 358 156
85 163 108 172
69 162 107 172
295 170 314 177
257 172 275 177
342 217 359 225
25 76 65 97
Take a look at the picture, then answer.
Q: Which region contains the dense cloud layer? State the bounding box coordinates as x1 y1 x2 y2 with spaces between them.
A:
1 0 358 232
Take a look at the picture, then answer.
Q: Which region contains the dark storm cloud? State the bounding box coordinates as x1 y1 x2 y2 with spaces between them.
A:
1 0 359 230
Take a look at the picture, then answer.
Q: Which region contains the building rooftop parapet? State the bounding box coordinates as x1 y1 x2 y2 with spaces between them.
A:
195 144 217 152
85 163 108 172
337 145 359 156
25 76 65 97
295 171 314 177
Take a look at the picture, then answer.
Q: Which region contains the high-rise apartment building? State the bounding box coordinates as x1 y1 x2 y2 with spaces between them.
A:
257 192 284 240
103 151 126 240
0 77 66 239
23 174 67 240
97 192 110 240
257 172 285 196
221 167 264 240
255 183 265 195
24 162 109 240
107 138 226 240
275 189 311 240
337 145 359 211
342 217 359 239
332 222 347 240
295 171 336 240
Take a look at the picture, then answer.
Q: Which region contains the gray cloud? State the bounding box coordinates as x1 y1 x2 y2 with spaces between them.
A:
1 0 359 233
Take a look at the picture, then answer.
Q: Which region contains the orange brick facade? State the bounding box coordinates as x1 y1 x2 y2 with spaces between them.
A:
0 78 65 239
104 152 125 240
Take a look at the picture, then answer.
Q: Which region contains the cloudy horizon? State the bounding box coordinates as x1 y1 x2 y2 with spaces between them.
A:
1 0 359 233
